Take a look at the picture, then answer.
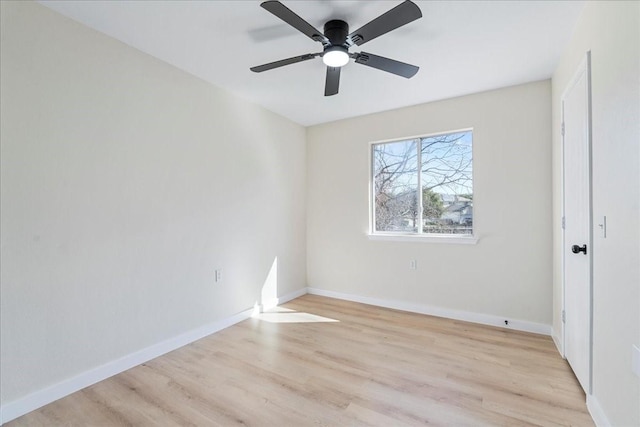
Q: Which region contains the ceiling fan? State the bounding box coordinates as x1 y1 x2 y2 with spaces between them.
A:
250 0 422 96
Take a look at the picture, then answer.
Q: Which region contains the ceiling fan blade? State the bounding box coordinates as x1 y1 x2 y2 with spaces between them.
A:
325 67 341 96
250 53 320 73
354 52 419 78
349 0 422 47
261 1 329 44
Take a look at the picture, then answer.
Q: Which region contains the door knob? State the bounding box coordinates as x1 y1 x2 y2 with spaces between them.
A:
571 244 587 255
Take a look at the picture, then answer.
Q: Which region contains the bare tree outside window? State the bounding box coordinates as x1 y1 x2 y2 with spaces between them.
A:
372 130 473 235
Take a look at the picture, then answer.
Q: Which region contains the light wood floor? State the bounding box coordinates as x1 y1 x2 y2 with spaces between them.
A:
8 295 593 426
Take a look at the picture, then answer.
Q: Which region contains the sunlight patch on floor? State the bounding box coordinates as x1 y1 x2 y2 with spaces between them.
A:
253 306 339 323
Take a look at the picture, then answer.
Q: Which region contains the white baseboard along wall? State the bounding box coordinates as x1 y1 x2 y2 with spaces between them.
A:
306 287 552 336
0 288 307 425
587 395 612 427
0 286 551 424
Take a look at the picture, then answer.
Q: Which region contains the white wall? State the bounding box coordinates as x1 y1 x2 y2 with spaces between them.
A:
551 2 640 425
0 0 306 408
307 81 552 327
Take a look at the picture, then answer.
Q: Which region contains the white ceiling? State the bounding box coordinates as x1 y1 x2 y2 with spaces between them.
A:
39 1 584 126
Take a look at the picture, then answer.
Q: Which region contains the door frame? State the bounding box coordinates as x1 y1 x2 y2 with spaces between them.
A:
560 51 593 394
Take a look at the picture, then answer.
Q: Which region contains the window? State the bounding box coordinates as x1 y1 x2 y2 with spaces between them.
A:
371 130 473 237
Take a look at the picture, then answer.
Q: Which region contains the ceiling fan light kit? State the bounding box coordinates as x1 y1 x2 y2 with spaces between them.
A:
322 46 349 67
250 0 422 96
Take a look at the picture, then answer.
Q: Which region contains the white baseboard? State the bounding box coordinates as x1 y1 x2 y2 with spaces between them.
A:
264 287 307 311
0 288 307 425
587 395 611 427
306 287 552 336
0 287 553 424
551 330 564 357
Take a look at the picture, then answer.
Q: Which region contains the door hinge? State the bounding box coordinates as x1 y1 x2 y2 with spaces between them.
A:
562 310 566 323
561 122 565 137
561 216 566 229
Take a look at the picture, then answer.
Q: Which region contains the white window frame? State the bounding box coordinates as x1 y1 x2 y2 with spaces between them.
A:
368 128 478 244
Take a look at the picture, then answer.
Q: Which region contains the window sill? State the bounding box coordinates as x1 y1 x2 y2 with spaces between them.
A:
367 233 478 244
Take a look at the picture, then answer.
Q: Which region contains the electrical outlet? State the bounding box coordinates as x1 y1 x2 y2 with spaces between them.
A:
215 269 222 283
409 259 417 270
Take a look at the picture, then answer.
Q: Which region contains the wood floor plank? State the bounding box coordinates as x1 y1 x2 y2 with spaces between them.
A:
7 295 593 426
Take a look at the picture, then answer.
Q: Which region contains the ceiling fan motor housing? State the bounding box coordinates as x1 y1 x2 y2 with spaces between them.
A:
324 20 349 46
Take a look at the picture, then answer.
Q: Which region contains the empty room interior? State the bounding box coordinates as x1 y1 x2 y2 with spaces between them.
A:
1 1 639 426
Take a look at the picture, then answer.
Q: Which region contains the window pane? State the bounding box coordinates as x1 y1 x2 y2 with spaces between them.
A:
373 140 419 232
421 131 473 235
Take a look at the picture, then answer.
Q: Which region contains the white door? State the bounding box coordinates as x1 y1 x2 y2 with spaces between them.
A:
562 53 592 394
